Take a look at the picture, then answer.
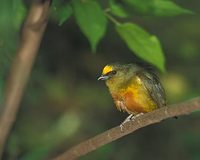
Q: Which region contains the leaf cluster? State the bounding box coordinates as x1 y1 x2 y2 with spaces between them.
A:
51 0 193 72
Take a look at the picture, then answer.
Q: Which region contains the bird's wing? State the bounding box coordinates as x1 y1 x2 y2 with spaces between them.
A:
137 71 166 108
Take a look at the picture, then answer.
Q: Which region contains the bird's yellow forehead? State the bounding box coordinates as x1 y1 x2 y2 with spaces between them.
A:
102 65 113 75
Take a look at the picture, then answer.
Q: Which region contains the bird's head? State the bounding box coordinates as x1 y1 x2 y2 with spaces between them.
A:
98 63 141 90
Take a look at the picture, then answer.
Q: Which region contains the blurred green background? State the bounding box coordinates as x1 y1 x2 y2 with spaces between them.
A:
0 0 200 160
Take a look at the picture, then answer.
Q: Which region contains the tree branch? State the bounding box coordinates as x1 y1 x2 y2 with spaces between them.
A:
53 97 200 160
0 0 51 157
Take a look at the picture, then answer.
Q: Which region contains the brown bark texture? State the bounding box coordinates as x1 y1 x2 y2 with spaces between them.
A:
53 97 200 160
0 0 51 158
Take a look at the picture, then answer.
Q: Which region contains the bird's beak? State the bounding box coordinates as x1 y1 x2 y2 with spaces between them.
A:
98 74 109 81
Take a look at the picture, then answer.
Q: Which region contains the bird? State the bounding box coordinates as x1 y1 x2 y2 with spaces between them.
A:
98 63 166 129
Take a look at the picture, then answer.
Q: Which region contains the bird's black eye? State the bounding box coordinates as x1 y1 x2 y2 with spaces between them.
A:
105 70 117 77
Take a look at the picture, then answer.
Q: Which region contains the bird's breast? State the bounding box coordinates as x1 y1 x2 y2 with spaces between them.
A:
111 77 157 114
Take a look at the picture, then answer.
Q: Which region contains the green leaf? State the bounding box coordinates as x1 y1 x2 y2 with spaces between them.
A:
72 0 107 52
109 0 129 18
51 2 73 25
116 23 165 72
124 0 194 17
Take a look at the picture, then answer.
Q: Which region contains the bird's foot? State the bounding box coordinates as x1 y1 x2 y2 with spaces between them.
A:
120 113 144 131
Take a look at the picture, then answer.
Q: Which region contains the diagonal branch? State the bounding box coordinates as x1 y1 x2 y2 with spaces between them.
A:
0 0 51 157
53 97 200 160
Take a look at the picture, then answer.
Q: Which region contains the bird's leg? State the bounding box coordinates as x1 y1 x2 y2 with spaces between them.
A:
121 114 134 125
120 114 134 131
120 113 144 131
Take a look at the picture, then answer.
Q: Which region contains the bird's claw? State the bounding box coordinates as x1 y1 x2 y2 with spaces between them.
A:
120 124 124 131
120 113 144 131
120 114 133 131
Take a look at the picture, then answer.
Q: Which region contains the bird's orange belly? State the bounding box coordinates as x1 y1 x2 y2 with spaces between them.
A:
113 84 157 114
123 91 147 113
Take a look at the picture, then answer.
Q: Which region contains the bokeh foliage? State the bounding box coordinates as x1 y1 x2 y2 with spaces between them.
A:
0 0 200 160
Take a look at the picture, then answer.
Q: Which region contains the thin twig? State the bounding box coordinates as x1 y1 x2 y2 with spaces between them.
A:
53 97 200 160
0 0 51 157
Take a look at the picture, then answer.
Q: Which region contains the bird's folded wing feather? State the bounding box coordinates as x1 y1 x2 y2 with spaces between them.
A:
137 71 166 108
